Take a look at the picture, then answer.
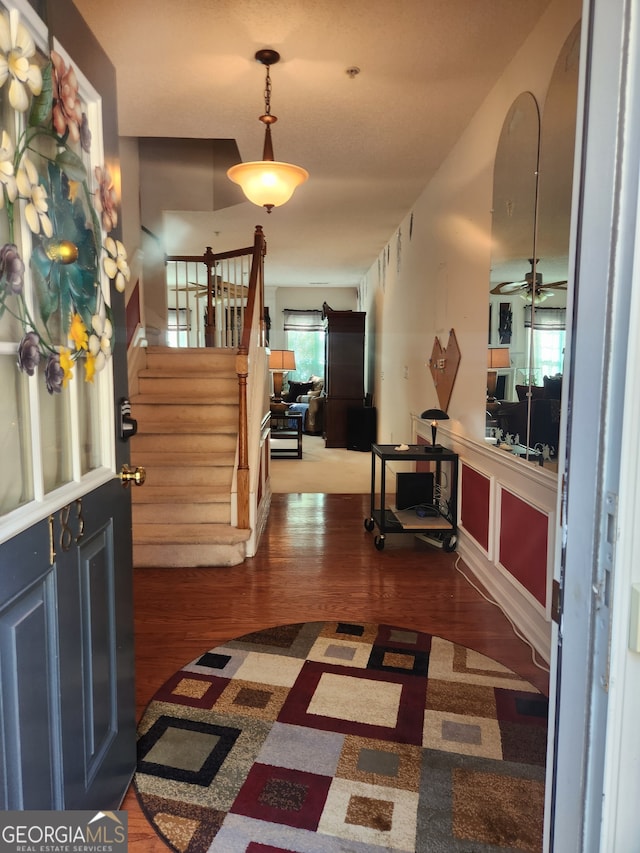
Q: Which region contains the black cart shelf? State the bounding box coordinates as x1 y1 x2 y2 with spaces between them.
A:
364 443 459 551
270 411 303 458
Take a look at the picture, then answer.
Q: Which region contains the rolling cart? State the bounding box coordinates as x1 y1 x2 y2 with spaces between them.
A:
364 443 459 551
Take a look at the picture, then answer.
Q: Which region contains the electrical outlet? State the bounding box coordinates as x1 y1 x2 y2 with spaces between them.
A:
404 366 409 379
381 370 385 380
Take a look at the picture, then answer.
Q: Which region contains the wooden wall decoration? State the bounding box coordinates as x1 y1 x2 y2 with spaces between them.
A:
428 328 461 412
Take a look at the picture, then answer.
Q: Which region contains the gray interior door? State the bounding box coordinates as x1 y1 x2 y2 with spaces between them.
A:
0 0 136 809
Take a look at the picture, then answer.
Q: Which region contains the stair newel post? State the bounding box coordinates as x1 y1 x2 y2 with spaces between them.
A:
204 246 216 347
236 348 250 529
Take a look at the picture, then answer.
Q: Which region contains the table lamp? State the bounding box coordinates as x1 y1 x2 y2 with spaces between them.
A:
487 347 510 401
420 408 449 450
269 349 296 401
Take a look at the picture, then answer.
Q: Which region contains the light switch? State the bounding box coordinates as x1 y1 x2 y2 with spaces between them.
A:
629 583 640 653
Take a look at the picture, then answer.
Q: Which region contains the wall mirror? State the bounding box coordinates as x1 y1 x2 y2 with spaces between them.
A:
487 22 581 467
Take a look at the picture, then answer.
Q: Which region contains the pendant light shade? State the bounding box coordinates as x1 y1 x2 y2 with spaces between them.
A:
227 49 308 213
227 160 308 210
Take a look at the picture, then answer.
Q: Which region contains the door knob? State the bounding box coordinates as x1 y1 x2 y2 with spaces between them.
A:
119 464 146 487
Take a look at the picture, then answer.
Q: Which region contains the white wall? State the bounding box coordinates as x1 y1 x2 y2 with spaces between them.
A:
360 0 582 448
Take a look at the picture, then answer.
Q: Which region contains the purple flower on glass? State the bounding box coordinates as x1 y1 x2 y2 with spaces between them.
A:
0 243 25 294
80 112 92 153
45 353 64 394
17 331 41 376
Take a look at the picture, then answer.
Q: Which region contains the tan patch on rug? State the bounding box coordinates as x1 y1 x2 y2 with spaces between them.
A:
452 768 545 851
345 794 394 831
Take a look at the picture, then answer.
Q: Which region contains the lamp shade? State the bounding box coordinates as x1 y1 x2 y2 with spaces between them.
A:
487 347 510 369
268 349 296 371
420 408 449 421
227 161 309 210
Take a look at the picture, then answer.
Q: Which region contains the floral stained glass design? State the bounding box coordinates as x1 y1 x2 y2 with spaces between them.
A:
0 8 129 514
0 9 130 394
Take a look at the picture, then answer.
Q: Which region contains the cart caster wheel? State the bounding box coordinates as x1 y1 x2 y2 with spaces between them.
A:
443 535 458 553
374 536 385 551
364 518 374 532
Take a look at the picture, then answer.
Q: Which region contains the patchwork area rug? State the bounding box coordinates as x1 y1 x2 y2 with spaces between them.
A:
134 621 548 852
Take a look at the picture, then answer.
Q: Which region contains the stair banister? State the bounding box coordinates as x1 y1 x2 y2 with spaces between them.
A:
236 225 267 529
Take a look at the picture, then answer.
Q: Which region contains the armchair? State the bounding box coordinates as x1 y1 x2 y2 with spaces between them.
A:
281 375 325 435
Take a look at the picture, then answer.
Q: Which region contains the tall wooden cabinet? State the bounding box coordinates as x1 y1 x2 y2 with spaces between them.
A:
323 311 366 447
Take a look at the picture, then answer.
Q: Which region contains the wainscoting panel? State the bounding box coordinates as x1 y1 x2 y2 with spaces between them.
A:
498 488 549 610
460 462 492 556
412 415 558 663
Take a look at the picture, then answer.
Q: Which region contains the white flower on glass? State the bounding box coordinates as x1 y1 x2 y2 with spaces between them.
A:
0 130 17 206
16 155 53 237
0 9 43 112
88 310 113 373
103 237 130 292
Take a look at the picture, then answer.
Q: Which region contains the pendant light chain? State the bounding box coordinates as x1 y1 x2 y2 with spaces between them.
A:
263 64 272 116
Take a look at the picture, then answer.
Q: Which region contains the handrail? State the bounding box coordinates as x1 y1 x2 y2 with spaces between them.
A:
236 226 267 529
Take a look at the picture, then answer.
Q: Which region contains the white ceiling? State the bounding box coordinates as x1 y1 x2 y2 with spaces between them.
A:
73 0 553 288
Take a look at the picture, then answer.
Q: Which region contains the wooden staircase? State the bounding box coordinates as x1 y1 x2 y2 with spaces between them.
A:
129 346 250 567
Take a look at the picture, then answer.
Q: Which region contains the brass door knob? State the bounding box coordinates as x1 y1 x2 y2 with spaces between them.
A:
119 464 146 487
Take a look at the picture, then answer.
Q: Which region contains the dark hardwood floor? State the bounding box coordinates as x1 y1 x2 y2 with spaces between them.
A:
122 492 550 851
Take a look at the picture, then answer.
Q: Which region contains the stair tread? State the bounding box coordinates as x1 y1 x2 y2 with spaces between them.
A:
132 395 238 406
135 522 250 544
139 369 237 379
132 486 230 502
131 451 235 465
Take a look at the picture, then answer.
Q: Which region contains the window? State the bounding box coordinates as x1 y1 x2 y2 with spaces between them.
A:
524 306 566 379
283 310 325 381
0 30 116 538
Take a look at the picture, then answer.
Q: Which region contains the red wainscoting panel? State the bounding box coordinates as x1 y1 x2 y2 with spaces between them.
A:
499 490 548 607
460 464 490 552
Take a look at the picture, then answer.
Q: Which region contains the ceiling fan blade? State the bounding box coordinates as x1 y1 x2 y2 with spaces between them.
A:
490 281 527 295
540 280 568 289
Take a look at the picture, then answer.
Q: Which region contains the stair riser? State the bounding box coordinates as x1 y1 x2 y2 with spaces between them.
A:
145 349 237 373
130 433 237 454
134 406 238 428
137 376 238 399
133 541 245 568
141 467 233 487
133 503 231 524
130 451 235 468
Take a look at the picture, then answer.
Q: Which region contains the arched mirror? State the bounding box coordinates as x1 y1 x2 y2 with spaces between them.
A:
487 23 580 467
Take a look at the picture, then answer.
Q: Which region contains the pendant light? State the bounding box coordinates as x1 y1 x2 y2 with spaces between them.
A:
227 49 309 213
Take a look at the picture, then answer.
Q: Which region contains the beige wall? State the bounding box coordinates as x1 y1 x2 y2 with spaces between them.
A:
360 0 581 447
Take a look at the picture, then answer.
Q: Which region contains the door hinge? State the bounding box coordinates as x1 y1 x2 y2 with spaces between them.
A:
551 578 562 624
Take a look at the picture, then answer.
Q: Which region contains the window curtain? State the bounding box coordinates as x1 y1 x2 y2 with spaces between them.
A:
283 309 324 331
283 309 325 381
523 306 566 330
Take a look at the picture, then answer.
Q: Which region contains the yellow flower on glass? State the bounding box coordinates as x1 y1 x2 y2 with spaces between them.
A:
84 351 96 383
59 347 73 387
69 312 88 351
